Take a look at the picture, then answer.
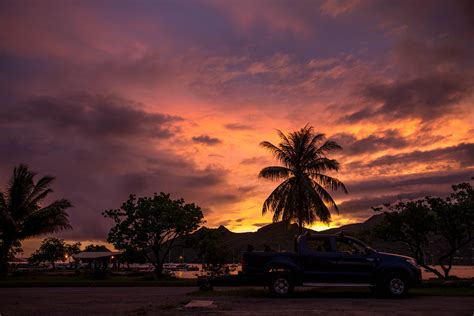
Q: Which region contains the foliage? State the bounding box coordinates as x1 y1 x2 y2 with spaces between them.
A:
28 238 81 269
259 125 347 232
118 248 147 267
426 182 474 277
102 192 204 275
373 182 474 278
84 244 111 252
0 164 72 276
28 238 65 269
66 242 82 256
191 229 231 276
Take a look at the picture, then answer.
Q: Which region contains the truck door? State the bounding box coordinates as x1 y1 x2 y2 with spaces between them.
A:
300 236 341 283
333 237 376 284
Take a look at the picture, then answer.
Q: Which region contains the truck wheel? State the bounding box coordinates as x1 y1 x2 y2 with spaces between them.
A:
384 273 408 297
269 273 294 298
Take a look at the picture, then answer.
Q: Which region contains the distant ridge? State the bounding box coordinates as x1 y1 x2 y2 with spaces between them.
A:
172 213 472 265
173 214 385 262
321 213 385 234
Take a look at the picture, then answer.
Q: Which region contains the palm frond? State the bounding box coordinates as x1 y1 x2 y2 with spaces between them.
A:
318 140 342 153
309 132 326 147
258 166 292 181
26 176 54 205
297 176 330 224
307 158 340 173
260 141 291 164
18 199 72 239
312 174 348 193
7 164 35 215
262 179 291 216
308 179 340 219
276 129 290 145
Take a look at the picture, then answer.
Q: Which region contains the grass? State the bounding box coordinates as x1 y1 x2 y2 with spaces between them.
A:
189 285 474 298
3 273 473 298
0 274 196 287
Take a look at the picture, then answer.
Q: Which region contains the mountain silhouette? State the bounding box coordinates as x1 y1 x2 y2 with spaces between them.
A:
170 213 472 266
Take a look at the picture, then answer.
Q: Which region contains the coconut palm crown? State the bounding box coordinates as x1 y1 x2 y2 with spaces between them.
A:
259 125 347 233
0 164 72 276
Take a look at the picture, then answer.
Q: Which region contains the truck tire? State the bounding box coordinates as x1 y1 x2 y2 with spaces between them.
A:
383 272 409 297
269 273 294 298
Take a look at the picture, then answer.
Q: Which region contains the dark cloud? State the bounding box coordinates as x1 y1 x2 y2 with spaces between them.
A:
339 191 445 215
0 93 236 240
346 170 472 196
224 123 253 130
206 192 240 204
0 94 182 140
240 156 270 165
348 143 474 170
337 0 474 124
332 130 408 155
237 185 258 194
342 74 472 123
191 135 222 145
253 222 271 228
185 166 227 187
336 170 473 218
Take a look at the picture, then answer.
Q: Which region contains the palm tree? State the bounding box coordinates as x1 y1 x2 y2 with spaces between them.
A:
0 164 72 276
259 126 347 233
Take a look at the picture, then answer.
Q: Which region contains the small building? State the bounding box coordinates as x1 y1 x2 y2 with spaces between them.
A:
73 251 122 271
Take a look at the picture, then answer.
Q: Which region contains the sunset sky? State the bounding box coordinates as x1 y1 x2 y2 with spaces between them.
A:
0 0 473 254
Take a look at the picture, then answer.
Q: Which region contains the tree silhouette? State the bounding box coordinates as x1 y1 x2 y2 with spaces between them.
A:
28 237 76 269
103 193 203 276
259 126 347 233
0 164 72 277
373 182 474 278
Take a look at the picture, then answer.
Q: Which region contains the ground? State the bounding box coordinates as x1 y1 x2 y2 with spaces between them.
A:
1 287 474 315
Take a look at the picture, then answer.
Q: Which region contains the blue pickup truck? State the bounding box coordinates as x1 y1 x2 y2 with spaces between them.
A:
240 232 422 297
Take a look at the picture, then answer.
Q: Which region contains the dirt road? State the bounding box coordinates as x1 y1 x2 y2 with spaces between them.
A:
1 287 473 315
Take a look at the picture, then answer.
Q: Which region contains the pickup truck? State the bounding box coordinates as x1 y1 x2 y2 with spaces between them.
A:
240 232 422 297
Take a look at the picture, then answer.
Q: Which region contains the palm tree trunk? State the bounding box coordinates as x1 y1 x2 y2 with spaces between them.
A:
297 218 304 235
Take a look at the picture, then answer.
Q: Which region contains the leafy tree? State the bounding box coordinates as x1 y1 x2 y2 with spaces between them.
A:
426 182 474 277
0 164 72 277
191 229 231 276
28 238 67 269
103 193 204 275
118 249 147 269
373 182 473 278
66 242 82 257
259 126 347 233
372 201 440 277
65 241 82 268
84 244 111 252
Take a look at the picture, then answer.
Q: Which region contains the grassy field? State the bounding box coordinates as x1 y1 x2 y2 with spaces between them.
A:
190 286 474 298
0 274 196 287
2 274 473 298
